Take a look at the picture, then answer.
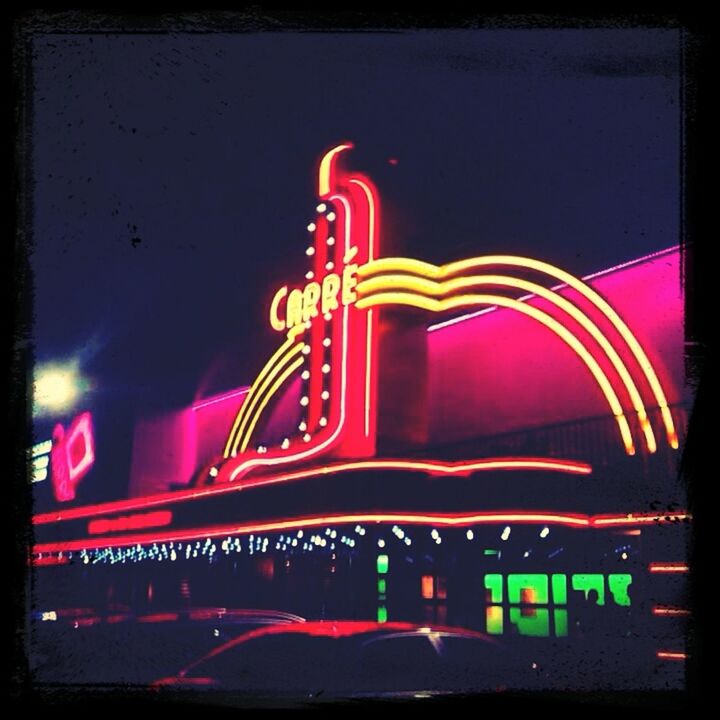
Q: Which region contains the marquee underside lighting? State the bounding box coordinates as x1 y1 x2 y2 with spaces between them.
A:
32 508 691 557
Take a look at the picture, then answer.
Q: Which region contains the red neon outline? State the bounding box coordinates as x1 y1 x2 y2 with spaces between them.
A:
32 457 592 525
348 177 378 440
656 651 687 661
652 606 690 617
648 562 689 573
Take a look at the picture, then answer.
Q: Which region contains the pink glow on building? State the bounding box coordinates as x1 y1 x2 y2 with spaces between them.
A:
427 248 685 444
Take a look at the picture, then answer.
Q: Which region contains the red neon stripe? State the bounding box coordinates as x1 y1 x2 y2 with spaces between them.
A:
652 606 690 617
592 514 691 527
656 651 687 660
648 562 689 573
88 510 173 535
32 457 592 525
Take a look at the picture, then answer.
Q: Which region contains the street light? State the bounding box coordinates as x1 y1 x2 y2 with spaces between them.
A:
33 360 87 417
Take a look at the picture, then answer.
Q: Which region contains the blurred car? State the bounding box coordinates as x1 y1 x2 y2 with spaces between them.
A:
153 620 541 697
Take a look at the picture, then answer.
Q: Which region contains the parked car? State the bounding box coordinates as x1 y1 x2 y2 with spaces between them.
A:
153 620 540 697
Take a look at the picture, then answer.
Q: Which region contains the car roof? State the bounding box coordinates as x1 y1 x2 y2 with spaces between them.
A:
181 620 495 676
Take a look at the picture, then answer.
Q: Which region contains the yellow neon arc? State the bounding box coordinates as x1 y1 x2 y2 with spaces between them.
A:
239 355 305 453
357 273 657 453
359 256 677 449
232 342 305 456
224 337 300 458
356 291 636 455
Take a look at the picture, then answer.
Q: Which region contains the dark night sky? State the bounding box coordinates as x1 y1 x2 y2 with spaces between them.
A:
29 28 681 498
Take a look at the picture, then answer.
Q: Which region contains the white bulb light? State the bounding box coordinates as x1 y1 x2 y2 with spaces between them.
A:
319 417 328 427
321 391 330 400
327 237 335 246
323 338 331 347
307 222 316 232
326 212 336 222
321 364 331 374
316 203 327 213
306 247 315 256
300 396 309 407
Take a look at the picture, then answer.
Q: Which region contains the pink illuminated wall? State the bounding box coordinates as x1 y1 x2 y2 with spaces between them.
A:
129 388 248 497
427 248 686 444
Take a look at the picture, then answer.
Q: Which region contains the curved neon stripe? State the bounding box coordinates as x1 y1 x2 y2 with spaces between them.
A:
349 178 377 439
239 355 305 453
357 273 657 453
32 456 593 525
360 255 678 449
233 457 592 493
223 336 296 457
357 291 636 455
319 143 353 197
232 343 305 455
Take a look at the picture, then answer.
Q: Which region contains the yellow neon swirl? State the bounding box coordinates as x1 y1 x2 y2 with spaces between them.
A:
223 337 296 458
357 273 657 453
233 343 305 456
239 356 305 453
356 291 636 455
359 256 678 449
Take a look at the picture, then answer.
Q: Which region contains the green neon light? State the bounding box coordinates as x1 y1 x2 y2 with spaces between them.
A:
484 574 503 604
509 607 550 637
377 606 387 623
483 549 499 556
377 578 386 594
376 554 389 575
553 609 568 637
507 574 549 604
551 574 567 605
486 605 503 635
608 574 632 606
571 574 605 605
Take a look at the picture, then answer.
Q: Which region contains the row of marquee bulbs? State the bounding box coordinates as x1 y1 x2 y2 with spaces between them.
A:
260 205 338 454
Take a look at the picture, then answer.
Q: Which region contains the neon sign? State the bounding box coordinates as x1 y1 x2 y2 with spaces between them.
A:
214 143 677 487
50 411 95 502
483 572 632 638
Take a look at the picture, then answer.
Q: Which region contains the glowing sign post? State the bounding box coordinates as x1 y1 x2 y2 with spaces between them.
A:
216 143 677 488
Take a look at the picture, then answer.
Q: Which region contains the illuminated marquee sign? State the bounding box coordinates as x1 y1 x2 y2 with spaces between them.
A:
214 143 677 485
